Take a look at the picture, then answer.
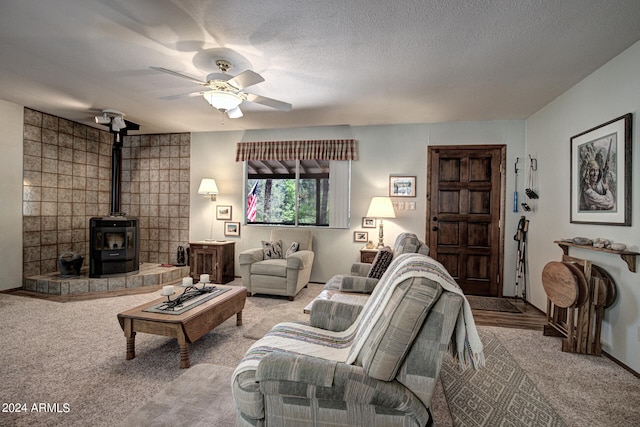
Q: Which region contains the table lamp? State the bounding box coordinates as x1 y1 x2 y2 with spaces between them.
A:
366 196 396 248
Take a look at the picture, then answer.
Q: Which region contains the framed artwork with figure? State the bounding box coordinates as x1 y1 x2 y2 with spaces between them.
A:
570 113 632 226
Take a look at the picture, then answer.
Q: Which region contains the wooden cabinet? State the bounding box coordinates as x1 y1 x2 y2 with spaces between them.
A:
360 248 379 263
189 241 235 284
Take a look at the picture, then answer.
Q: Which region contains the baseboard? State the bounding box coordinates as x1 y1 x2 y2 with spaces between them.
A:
603 350 639 378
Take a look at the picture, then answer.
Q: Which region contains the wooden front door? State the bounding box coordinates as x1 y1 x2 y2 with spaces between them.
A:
426 145 505 296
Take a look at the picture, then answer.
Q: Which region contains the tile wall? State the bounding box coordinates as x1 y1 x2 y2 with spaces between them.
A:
22 108 190 277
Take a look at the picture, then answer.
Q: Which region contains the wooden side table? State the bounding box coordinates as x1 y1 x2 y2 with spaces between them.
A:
189 241 235 284
360 248 379 263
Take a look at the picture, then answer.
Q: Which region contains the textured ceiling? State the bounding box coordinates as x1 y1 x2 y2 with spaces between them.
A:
1 0 640 134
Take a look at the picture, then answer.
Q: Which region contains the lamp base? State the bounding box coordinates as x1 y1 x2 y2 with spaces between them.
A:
376 221 385 248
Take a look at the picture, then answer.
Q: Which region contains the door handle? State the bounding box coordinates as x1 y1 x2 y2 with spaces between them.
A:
432 216 438 222
432 226 438 231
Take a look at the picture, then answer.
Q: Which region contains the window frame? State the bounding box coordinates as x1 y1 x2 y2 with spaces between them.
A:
243 159 350 228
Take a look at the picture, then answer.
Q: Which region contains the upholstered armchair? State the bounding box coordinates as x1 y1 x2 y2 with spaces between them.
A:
324 232 429 294
232 253 467 427
239 228 314 301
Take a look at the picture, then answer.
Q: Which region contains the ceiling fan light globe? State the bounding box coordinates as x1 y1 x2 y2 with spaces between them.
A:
203 90 243 111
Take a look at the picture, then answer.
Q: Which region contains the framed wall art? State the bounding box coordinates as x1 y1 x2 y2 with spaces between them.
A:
224 221 240 236
389 176 416 197
570 113 632 226
353 231 368 242
216 205 232 220
362 217 376 228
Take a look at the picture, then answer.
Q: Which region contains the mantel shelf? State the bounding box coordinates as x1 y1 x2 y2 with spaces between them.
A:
554 240 638 273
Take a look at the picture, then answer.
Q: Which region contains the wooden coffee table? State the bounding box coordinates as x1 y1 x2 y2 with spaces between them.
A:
117 285 246 368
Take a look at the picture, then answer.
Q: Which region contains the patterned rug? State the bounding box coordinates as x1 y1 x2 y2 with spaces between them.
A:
467 295 521 313
441 331 565 427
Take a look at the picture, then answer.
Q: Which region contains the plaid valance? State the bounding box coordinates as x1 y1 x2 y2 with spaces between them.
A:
235 139 357 161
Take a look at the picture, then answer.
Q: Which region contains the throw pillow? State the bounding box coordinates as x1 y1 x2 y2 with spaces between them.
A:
262 240 284 259
286 241 299 257
367 246 393 279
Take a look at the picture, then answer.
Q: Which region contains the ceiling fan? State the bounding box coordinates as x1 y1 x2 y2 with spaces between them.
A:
151 60 292 120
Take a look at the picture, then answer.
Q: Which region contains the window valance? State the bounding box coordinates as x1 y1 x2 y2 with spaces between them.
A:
235 139 357 162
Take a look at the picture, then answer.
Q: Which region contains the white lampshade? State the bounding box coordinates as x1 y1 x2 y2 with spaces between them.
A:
198 178 219 201
366 197 396 219
203 90 243 112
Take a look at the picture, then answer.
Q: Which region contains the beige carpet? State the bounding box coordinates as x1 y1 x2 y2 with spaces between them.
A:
242 306 309 340
0 283 638 426
117 364 236 427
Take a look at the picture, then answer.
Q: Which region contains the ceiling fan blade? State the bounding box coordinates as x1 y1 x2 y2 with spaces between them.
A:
246 93 292 112
160 90 204 100
150 66 205 85
227 106 243 119
228 70 264 90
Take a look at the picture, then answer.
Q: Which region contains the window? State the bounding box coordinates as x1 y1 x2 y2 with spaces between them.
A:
236 139 356 228
245 159 350 228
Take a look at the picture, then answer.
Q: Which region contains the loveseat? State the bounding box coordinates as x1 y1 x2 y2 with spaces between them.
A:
324 232 430 294
232 253 483 427
239 228 314 301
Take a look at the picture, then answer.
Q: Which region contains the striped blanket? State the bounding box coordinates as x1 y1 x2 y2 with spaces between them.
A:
347 253 485 369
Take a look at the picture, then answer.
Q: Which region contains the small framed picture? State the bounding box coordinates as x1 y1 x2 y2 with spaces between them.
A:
354 231 368 242
224 221 240 236
216 205 232 220
362 217 376 228
389 176 416 197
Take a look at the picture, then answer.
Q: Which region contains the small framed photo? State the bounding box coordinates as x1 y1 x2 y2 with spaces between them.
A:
224 221 240 236
216 205 232 220
389 176 416 197
353 231 368 242
362 217 376 228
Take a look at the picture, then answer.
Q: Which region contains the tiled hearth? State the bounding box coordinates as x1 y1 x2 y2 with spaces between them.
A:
23 263 190 295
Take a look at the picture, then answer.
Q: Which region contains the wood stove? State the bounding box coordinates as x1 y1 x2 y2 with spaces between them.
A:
89 121 141 278
89 216 139 277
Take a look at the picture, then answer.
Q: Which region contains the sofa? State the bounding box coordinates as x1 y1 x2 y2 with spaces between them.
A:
232 252 480 427
239 228 314 301
324 232 430 294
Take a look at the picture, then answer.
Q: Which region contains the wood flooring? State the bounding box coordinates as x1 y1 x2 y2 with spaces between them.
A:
471 297 547 330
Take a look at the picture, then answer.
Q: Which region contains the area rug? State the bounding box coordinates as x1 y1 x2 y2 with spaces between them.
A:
242 306 309 340
467 295 521 313
118 364 236 427
440 330 565 427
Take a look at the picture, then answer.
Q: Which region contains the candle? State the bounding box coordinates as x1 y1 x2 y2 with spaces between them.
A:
161 285 174 296
182 277 193 287
199 274 210 283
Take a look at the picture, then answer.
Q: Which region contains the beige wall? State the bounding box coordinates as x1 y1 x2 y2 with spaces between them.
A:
0 99 24 291
190 121 526 287
526 40 640 372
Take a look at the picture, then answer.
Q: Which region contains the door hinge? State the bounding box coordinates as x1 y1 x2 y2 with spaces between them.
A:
497 274 500 283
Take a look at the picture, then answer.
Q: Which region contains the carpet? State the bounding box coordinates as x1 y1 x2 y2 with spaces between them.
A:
242 306 309 340
441 330 565 426
467 295 521 313
117 330 565 427
1 284 639 427
118 364 236 427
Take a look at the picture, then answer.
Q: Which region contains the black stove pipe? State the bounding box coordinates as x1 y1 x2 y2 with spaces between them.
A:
110 132 124 216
